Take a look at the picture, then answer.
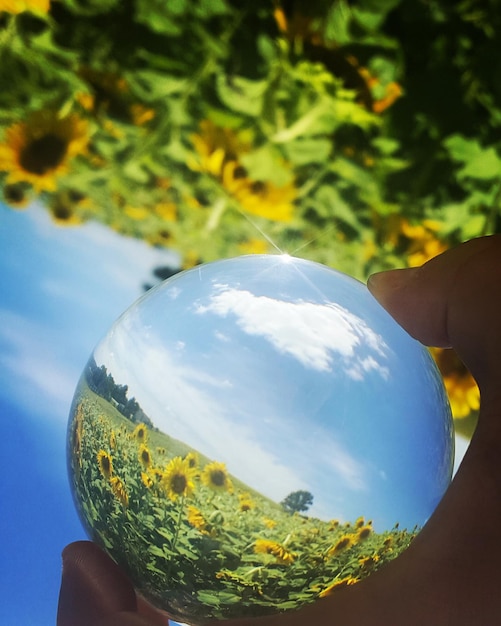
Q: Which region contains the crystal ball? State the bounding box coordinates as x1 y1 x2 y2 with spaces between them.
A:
68 254 454 623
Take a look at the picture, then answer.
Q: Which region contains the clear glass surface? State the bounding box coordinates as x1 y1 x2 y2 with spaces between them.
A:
68 254 454 622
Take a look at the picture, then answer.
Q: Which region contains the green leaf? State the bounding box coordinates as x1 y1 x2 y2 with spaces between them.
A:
352 8 386 30
193 0 229 17
148 545 167 559
283 138 333 165
146 562 168 575
197 590 220 606
372 137 400 155
135 0 184 35
240 145 294 185
123 160 150 184
331 99 380 128
460 214 489 238
458 147 501 180
324 1 352 45
125 70 188 100
314 185 359 229
155 527 173 541
443 134 482 163
216 75 267 117
215 591 242 604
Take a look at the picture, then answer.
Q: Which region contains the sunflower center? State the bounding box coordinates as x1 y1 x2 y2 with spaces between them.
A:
20 134 67 175
210 470 226 487
171 473 187 494
4 184 25 205
53 203 72 221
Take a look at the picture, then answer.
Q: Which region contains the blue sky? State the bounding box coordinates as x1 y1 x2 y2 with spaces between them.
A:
0 202 177 626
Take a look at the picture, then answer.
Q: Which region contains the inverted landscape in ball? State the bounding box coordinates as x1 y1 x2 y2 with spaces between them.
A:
68 254 454 623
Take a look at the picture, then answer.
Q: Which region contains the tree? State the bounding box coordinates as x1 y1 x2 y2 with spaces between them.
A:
281 490 314 514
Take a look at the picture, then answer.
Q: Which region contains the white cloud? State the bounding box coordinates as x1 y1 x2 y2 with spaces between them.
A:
0 309 80 421
26 202 179 296
196 287 389 379
94 307 371 512
95 317 315 502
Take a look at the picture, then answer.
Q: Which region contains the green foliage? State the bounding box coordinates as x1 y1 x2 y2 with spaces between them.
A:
281 490 314 514
1 0 499 277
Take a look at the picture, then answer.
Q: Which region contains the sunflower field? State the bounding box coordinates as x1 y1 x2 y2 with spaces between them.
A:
69 377 418 622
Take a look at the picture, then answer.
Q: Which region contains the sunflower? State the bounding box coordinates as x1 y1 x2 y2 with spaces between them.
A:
155 201 177 221
238 492 255 511
138 443 152 469
184 452 199 470
359 554 380 570
222 161 297 222
132 423 148 444
125 205 150 221
0 0 50 14
110 476 129 507
97 450 113 480
356 524 373 542
141 471 154 489
262 517 277 529
189 119 251 175
77 68 155 127
238 238 270 255
398 219 448 267
48 193 84 226
328 534 355 557
376 216 448 267
254 539 295 565
431 347 480 419
187 505 209 534
3 183 30 208
162 456 196 502
318 576 358 598
201 461 233 493
0 110 88 193
382 536 393 551
72 403 84 468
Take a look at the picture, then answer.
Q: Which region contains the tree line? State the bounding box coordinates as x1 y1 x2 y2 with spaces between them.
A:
85 357 155 430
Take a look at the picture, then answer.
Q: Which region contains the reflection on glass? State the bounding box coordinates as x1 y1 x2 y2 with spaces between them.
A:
68 254 454 622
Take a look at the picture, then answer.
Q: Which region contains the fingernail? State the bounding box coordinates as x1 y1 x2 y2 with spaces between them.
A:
367 268 419 296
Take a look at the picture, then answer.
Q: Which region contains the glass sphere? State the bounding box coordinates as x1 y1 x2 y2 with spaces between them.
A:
68 254 454 623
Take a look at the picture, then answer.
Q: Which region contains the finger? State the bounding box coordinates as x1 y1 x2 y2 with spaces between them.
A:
367 235 501 392
95 612 163 626
57 541 137 626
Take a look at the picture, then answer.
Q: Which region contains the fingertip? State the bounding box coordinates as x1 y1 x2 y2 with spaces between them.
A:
58 541 137 626
367 268 419 303
367 265 451 347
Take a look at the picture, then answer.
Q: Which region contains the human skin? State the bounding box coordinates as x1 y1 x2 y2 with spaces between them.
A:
57 235 501 626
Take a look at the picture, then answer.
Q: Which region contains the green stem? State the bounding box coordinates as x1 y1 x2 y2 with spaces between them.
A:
170 496 185 552
206 197 227 232
484 180 501 235
271 99 330 144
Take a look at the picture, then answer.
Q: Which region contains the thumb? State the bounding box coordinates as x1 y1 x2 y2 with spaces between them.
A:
57 541 138 626
367 235 501 400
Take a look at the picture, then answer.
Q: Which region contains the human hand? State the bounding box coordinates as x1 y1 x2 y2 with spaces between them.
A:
57 541 169 626
58 235 501 625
